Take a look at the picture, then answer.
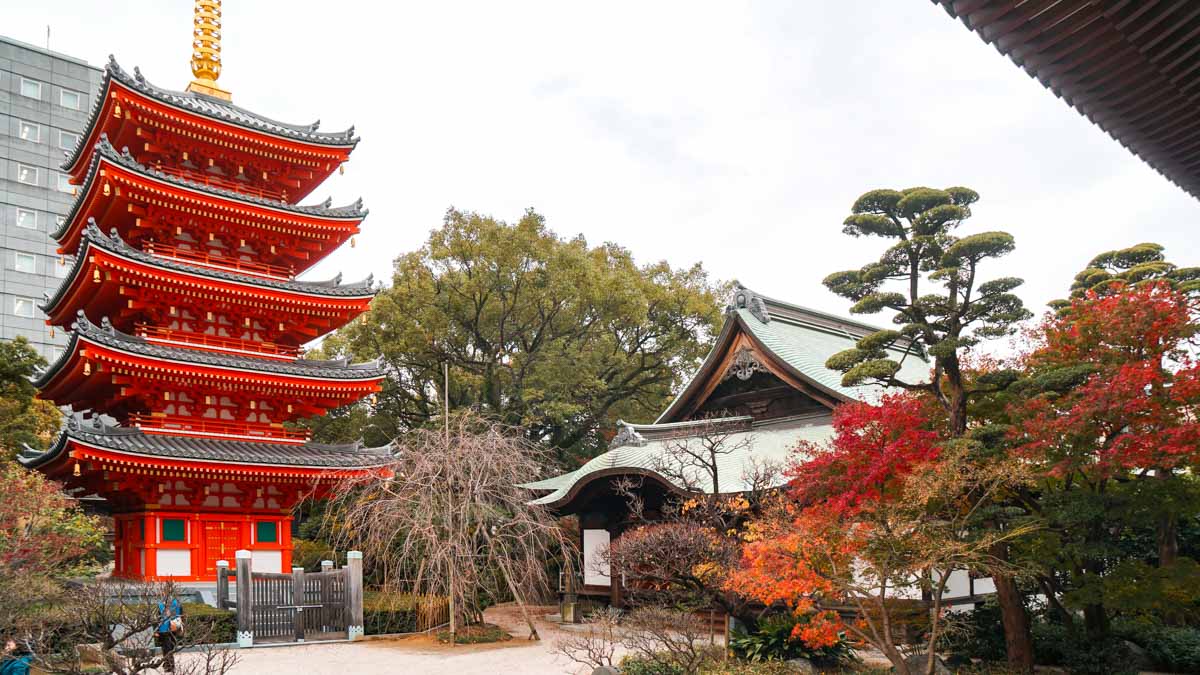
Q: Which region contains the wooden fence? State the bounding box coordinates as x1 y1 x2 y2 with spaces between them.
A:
217 550 364 647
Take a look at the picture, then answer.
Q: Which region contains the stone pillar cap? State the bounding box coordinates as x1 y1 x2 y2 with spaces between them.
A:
235 549 252 559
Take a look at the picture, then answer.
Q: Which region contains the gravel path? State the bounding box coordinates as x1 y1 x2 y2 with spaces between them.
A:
181 604 620 675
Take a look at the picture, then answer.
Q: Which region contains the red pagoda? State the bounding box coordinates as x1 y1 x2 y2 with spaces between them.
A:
21 1 389 582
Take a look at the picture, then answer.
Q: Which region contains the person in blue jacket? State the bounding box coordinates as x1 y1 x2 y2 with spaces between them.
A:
0 638 32 675
156 590 184 673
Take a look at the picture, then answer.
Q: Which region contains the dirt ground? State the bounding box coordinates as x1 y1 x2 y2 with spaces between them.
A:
181 604 626 675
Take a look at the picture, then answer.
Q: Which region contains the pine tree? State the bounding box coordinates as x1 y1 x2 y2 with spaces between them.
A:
822 187 1035 669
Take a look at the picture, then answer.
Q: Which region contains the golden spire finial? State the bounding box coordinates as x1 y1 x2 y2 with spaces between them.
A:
186 0 232 101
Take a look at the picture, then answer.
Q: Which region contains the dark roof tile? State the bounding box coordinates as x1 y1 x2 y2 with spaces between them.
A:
20 414 392 470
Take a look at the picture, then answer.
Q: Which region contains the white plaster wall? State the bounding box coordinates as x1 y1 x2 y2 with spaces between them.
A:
251 549 283 573
156 549 191 577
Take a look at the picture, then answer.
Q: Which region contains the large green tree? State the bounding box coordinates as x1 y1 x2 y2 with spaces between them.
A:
0 337 61 461
314 208 723 464
821 187 1035 669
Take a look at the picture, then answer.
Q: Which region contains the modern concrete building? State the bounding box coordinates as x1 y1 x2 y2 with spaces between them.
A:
1 35 102 360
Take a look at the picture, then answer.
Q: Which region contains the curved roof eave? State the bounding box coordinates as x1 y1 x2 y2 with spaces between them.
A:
42 223 376 317
55 140 366 244
35 314 386 388
63 57 358 172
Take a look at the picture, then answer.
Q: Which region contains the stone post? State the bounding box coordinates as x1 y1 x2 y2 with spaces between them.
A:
320 560 333 573
235 550 253 647
346 550 364 641
292 566 306 642
216 560 230 610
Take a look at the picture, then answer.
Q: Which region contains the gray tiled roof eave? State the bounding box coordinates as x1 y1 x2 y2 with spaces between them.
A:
41 223 376 315
34 314 386 388
53 140 366 241
62 57 357 171
21 415 393 471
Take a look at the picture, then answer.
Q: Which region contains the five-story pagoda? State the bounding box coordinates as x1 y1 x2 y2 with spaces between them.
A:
21 0 389 582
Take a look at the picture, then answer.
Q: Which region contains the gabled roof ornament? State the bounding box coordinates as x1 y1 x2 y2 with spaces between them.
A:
610 420 647 449
727 281 771 324
723 346 767 382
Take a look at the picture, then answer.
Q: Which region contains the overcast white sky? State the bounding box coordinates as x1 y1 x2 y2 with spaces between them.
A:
10 1 1200 325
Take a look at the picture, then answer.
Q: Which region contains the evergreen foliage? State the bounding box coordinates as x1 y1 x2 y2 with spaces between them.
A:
0 337 61 461
310 208 723 464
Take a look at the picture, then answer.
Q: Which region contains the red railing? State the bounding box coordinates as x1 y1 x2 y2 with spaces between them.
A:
143 241 294 281
135 326 300 360
154 164 286 202
129 413 310 444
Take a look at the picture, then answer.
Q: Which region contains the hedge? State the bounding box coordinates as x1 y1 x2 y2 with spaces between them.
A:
363 592 420 635
182 603 236 644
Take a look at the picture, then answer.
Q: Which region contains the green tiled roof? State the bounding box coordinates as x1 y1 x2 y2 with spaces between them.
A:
734 307 929 405
524 284 931 510
522 415 834 506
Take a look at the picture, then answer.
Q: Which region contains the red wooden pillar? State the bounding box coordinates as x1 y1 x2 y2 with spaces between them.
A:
190 511 202 581
280 513 293 571
143 512 158 579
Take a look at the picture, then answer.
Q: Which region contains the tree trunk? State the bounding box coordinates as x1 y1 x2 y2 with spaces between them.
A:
1157 469 1179 567
990 546 1034 673
1083 603 1109 642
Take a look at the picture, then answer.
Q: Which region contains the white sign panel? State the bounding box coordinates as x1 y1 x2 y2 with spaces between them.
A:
583 529 611 587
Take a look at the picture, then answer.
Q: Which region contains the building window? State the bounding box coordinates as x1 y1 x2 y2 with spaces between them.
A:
13 297 36 318
54 256 71 278
16 164 39 186
56 173 73 193
59 130 79 150
162 519 186 542
18 120 41 143
45 347 61 362
14 253 36 274
19 78 42 99
15 209 37 229
255 521 278 544
60 89 82 110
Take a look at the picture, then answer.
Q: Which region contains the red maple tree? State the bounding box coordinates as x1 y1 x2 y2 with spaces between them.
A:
729 394 1030 675
1012 281 1200 560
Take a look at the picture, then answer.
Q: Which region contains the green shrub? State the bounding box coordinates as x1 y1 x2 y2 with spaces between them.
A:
1144 626 1200 673
291 538 335 571
1031 621 1135 675
618 654 686 675
182 603 235 644
729 613 854 666
1114 619 1200 673
363 593 419 635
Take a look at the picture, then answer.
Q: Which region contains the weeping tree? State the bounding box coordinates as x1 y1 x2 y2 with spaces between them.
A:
324 413 572 641
821 187 1035 669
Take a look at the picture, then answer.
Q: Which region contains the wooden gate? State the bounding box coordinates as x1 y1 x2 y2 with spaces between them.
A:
218 550 364 646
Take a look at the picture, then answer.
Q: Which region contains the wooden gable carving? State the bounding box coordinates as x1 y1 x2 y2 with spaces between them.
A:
675 331 838 423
